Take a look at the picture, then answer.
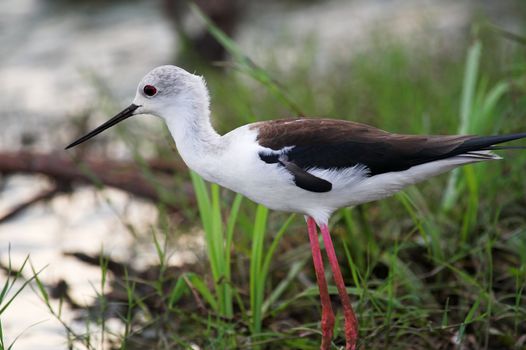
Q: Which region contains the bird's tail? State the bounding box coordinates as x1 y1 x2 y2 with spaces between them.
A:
455 132 526 160
461 133 526 151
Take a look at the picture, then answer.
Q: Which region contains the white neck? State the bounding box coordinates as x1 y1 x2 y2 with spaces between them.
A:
163 92 226 182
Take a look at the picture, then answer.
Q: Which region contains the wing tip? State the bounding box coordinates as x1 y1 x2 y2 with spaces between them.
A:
460 150 502 160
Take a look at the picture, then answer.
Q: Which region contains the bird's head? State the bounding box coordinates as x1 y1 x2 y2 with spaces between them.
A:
65 65 208 149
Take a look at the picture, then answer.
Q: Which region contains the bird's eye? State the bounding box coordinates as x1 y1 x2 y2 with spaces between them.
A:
143 85 157 97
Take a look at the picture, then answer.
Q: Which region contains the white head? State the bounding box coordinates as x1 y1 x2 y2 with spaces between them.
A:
66 65 210 149
133 65 210 119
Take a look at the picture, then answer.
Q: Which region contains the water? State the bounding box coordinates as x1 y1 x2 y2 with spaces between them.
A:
0 1 175 347
0 0 174 151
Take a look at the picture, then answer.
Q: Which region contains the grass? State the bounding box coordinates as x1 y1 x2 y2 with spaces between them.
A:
3 7 526 350
0 251 41 350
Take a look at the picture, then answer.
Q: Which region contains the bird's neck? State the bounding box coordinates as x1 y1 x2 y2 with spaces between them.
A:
164 98 226 182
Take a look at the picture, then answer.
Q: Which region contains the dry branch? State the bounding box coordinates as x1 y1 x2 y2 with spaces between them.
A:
0 186 61 224
0 150 194 204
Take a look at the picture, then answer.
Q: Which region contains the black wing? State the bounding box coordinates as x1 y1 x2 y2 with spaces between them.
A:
254 118 526 192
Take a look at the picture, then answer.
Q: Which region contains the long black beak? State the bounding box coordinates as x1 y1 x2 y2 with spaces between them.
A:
65 104 140 150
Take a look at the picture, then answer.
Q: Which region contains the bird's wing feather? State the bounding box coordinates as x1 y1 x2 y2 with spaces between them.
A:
278 154 333 192
253 118 526 190
254 118 474 175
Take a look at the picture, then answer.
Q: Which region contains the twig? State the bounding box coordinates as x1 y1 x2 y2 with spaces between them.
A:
0 151 194 204
0 186 61 224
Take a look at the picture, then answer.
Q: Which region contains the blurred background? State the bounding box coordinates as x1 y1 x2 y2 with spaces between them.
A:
1 0 526 349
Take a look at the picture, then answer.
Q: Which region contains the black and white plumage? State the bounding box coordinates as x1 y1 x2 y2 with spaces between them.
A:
66 65 526 350
255 118 526 193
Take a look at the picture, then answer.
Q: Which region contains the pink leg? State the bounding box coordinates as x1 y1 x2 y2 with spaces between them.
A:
320 223 358 350
307 217 335 350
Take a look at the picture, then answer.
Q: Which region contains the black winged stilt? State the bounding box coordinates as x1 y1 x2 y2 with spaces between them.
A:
66 65 526 350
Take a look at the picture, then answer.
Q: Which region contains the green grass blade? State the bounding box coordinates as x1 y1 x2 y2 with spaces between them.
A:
190 173 220 288
224 193 243 317
397 192 444 261
442 40 482 210
225 194 243 271
457 297 482 345
168 277 190 309
460 41 482 134
478 81 508 132
190 171 212 232
260 214 295 290
0 262 43 316
263 259 306 315
259 214 295 314
250 205 269 334
210 184 228 315
460 165 479 243
185 273 219 312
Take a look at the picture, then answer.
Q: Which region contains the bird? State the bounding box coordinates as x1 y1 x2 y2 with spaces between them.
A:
66 65 526 350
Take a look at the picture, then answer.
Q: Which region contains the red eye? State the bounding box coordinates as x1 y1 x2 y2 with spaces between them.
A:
143 85 157 96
